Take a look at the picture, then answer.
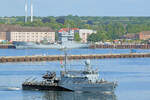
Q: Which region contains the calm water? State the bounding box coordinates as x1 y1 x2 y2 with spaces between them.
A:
0 48 150 56
0 49 150 100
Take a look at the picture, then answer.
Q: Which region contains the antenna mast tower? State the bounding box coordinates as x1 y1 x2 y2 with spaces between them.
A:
25 0 34 23
31 0 33 22
25 0 28 23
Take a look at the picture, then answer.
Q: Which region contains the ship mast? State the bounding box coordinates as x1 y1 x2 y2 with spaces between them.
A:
64 48 67 72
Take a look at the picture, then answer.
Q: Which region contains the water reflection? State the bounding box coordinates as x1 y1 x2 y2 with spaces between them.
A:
23 91 117 100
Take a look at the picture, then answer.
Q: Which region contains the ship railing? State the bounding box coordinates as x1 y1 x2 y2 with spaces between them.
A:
23 81 58 86
86 79 112 84
83 70 98 74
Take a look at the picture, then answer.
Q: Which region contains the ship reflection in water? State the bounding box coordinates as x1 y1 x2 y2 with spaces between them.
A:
22 91 117 100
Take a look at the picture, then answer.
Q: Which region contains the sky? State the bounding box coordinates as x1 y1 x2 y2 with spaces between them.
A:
0 0 150 17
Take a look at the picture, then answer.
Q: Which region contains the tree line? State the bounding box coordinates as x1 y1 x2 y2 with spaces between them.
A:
1 15 150 42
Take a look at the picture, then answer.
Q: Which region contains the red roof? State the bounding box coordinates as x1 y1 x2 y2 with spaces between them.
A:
58 28 79 32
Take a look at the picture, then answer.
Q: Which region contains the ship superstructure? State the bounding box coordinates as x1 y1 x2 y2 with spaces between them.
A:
59 60 117 93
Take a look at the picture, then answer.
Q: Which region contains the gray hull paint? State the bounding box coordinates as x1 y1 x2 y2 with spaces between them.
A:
60 82 116 92
14 41 89 49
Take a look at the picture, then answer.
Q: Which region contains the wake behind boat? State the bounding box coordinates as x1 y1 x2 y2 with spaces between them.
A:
0 86 21 91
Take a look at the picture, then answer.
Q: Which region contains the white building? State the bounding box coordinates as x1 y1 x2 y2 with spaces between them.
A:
79 29 97 43
3 25 55 43
10 32 55 43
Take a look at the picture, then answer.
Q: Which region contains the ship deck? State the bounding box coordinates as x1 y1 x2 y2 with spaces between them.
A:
22 82 72 91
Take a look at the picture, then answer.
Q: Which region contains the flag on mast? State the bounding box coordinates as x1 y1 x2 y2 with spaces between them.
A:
60 60 64 68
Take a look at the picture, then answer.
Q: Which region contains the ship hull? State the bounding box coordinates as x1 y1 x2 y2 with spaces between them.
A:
22 84 72 91
59 82 117 93
15 45 88 49
13 41 89 49
22 82 116 93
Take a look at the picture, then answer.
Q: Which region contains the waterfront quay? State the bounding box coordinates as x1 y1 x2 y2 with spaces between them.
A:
0 44 15 49
0 53 150 63
90 44 150 49
0 44 150 49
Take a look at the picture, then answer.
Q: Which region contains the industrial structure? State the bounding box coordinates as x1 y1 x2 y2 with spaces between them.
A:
25 0 34 22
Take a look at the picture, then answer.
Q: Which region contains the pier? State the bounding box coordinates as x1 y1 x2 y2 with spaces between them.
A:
90 44 150 49
0 44 16 49
0 53 150 63
0 44 150 49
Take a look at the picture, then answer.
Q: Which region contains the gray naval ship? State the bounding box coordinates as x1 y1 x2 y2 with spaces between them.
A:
13 41 89 49
22 48 117 93
22 54 117 93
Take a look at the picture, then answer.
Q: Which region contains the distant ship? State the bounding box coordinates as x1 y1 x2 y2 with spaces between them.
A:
12 41 89 49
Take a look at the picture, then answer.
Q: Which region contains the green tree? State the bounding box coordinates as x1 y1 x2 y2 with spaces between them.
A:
87 33 100 42
74 33 81 41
